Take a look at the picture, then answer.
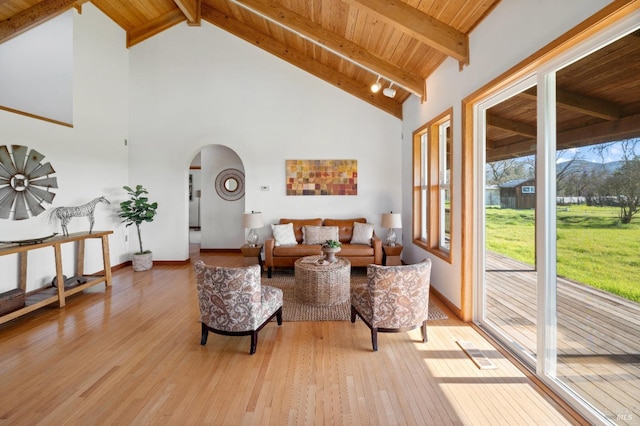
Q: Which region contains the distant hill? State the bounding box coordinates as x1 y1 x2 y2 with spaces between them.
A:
556 159 623 175
486 160 624 184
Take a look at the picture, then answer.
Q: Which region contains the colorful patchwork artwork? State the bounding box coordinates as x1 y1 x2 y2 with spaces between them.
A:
286 160 357 196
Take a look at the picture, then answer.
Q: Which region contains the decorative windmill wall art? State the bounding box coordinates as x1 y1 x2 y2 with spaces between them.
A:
0 145 58 220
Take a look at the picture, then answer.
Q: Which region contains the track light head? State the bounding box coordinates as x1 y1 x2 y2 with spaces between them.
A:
383 83 396 98
370 76 382 93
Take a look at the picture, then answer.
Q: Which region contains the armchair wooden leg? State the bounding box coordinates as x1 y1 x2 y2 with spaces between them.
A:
276 307 283 326
268 267 272 278
200 323 209 345
421 320 428 343
350 305 357 323
250 331 258 355
371 328 378 352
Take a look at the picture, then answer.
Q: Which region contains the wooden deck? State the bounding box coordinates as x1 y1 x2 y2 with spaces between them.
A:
485 251 640 423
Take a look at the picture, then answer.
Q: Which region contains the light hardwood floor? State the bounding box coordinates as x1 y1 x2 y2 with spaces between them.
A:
0 247 583 425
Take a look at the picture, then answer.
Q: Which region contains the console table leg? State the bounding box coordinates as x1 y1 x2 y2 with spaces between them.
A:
54 244 66 308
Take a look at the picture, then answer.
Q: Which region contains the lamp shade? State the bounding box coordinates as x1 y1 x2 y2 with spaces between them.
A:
381 213 402 229
242 212 263 229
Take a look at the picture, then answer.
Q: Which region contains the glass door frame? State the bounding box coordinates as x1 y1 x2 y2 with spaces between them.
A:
471 9 640 425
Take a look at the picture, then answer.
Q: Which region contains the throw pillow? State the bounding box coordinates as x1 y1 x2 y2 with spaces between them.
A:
350 221 374 245
303 226 339 245
271 223 298 246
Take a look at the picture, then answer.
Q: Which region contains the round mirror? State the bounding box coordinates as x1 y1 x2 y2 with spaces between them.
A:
215 168 245 201
224 177 238 192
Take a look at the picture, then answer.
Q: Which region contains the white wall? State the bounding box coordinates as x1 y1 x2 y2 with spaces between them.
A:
128 22 402 260
200 145 245 249
0 11 73 124
401 0 612 307
0 5 130 292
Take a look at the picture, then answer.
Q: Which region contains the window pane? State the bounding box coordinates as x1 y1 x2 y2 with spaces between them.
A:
421 135 428 241
553 30 640 420
483 83 538 364
440 121 451 251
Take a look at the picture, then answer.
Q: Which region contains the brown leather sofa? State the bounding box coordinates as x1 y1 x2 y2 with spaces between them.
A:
264 217 382 278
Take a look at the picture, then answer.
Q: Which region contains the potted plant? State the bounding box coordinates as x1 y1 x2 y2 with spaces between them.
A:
322 239 342 263
118 185 158 271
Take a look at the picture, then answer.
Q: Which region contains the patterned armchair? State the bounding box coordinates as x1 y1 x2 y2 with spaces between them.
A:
194 261 283 354
350 259 432 351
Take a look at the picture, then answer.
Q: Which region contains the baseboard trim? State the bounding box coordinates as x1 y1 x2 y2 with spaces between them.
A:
430 286 463 320
199 248 241 254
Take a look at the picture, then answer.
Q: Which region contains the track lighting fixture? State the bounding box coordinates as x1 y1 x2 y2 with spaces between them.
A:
370 76 382 93
383 83 397 98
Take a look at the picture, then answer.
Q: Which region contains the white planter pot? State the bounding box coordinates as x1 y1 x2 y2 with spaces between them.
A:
132 252 153 271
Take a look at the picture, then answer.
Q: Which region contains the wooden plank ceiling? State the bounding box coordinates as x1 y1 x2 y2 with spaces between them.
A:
2 0 635 153
0 0 500 118
486 29 640 162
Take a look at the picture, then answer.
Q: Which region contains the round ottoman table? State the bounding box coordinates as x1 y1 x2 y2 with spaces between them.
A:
294 257 351 306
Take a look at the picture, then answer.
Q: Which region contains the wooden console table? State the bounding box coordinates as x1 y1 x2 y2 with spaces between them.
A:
0 231 113 325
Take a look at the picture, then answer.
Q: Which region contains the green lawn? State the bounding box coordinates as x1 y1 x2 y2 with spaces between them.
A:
485 206 640 303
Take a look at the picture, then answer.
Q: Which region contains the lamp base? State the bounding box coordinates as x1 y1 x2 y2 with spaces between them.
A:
385 229 397 247
247 229 259 247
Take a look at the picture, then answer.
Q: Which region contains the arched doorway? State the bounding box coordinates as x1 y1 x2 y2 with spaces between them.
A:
188 145 246 249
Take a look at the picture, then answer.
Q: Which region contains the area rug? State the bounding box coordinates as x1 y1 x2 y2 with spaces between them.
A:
265 272 449 322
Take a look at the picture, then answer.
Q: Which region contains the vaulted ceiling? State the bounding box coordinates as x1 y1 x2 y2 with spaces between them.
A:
0 0 501 119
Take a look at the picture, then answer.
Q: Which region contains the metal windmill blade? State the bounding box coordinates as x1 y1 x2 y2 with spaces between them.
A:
0 146 16 177
0 145 58 220
13 193 29 220
11 145 28 173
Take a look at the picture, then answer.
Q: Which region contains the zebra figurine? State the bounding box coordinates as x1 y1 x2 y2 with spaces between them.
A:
49 196 111 236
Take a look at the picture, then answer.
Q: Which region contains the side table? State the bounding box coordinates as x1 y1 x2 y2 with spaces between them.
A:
240 243 263 269
382 244 403 266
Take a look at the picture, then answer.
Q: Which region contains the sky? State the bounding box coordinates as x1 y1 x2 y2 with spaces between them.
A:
557 138 640 164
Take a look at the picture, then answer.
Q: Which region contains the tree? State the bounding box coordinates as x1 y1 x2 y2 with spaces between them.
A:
603 158 640 224
486 156 533 186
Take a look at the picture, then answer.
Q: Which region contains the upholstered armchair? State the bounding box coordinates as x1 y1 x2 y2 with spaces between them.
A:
350 259 432 351
194 261 283 354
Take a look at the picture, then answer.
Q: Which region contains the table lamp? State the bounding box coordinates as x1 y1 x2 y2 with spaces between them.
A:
243 211 263 247
381 212 402 246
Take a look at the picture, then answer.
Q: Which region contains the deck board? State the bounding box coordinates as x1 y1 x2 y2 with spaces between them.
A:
485 251 640 422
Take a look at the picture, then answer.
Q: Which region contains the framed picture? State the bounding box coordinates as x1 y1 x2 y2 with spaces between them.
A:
286 159 357 196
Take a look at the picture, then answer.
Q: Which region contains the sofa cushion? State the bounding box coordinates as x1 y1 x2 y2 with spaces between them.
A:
271 223 298 246
338 243 374 257
280 218 323 243
350 221 374 246
272 244 322 257
323 218 367 243
302 225 339 245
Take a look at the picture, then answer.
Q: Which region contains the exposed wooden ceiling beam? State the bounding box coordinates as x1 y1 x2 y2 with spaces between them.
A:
127 9 186 48
201 3 402 118
343 0 468 65
521 87 622 120
174 0 201 26
232 0 425 97
487 113 640 162
486 138 535 162
487 114 536 138
557 113 640 147
0 0 88 44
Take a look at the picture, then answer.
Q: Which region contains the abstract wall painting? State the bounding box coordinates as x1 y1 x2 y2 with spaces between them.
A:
286 159 357 196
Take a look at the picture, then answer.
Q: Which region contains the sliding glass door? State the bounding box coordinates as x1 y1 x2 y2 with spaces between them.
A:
475 15 640 424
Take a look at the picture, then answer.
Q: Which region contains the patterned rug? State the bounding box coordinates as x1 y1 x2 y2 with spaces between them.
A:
264 272 448 322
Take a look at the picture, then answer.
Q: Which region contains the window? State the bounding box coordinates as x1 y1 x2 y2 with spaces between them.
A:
413 109 453 262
